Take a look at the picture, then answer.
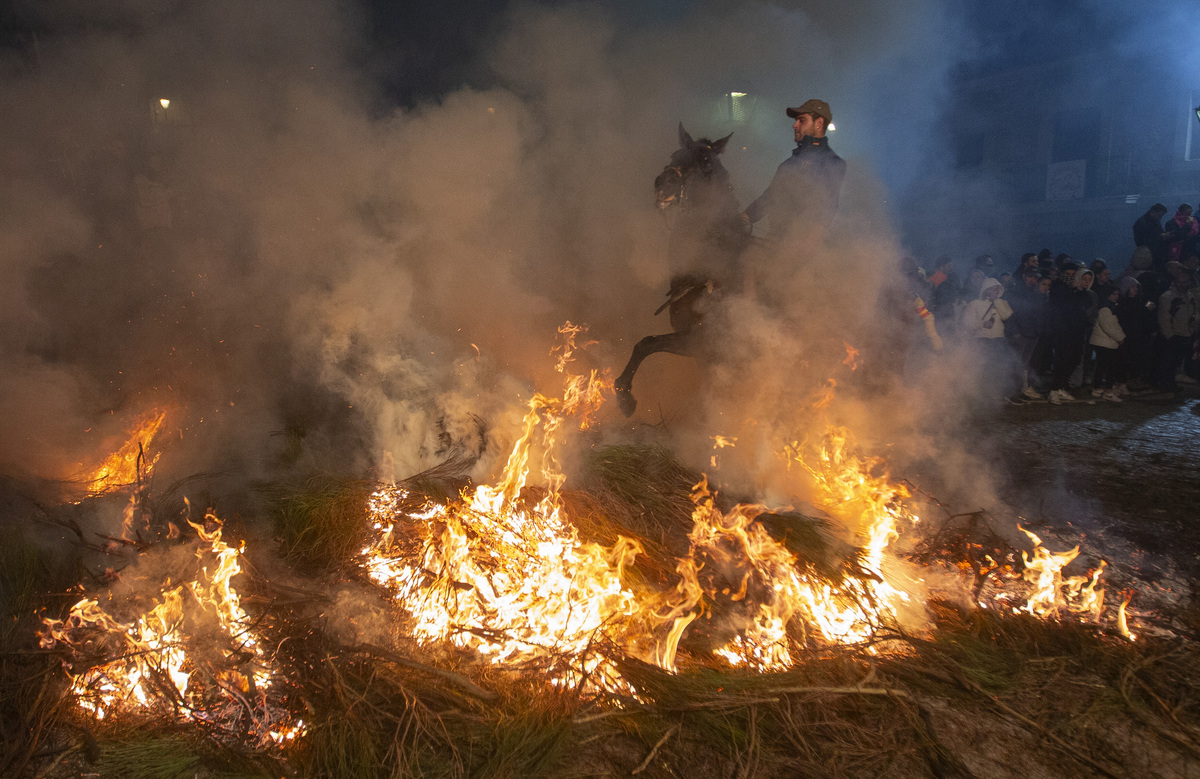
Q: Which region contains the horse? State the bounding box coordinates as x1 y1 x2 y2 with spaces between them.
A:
613 124 750 417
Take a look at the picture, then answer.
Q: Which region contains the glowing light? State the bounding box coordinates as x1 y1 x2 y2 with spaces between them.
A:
159 98 170 109
828 123 836 131
730 92 748 98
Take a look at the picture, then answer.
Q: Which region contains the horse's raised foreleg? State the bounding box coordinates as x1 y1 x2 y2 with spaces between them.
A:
614 331 695 417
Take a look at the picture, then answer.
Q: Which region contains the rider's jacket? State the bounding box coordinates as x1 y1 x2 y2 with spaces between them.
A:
744 135 846 239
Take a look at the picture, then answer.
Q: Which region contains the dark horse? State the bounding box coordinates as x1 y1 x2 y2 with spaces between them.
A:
613 124 750 417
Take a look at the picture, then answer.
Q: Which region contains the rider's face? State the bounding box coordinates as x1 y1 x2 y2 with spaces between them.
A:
793 113 817 140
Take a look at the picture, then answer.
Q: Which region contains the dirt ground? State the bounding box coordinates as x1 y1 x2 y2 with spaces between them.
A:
984 388 1200 618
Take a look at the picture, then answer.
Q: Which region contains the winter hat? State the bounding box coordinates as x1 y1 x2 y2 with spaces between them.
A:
1119 276 1140 296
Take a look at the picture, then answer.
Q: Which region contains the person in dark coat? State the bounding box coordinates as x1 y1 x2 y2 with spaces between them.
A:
1006 265 1046 398
1114 275 1157 391
927 256 960 338
1186 205 1200 261
1046 264 1093 403
1166 205 1199 265
743 99 847 240
1133 203 1169 268
1013 252 1039 276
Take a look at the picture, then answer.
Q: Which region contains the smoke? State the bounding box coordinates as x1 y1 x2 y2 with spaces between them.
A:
0 0 977 500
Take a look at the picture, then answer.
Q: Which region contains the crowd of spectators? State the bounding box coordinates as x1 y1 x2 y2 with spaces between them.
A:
897 202 1200 405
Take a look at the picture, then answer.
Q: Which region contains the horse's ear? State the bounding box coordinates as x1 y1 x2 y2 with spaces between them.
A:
710 132 733 154
678 123 694 147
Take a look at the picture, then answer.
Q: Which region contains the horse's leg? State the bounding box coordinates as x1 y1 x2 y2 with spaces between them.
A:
614 331 695 417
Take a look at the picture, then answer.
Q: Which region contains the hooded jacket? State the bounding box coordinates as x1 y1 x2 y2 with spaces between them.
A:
962 279 1012 339
1089 300 1126 349
1115 278 1157 341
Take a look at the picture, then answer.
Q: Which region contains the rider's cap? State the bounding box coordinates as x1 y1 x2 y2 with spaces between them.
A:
786 99 832 124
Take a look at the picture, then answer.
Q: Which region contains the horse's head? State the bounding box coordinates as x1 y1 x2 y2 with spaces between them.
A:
654 123 733 212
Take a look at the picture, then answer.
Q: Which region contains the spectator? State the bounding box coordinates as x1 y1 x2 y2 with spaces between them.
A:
1015 252 1039 275
974 254 996 276
1182 251 1200 284
1187 206 1200 261
962 267 986 304
1047 263 1092 403
1078 268 1099 324
963 277 1013 340
1154 271 1199 391
1092 260 1114 297
1029 272 1055 383
1089 285 1125 401
926 255 955 321
1007 265 1047 399
1115 276 1156 392
1077 267 1100 385
963 278 1014 397
1166 205 1198 264
998 272 1014 293
1132 203 1169 268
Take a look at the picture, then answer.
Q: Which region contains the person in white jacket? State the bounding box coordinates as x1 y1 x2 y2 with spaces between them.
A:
963 278 1013 340
963 278 1015 397
1089 286 1126 401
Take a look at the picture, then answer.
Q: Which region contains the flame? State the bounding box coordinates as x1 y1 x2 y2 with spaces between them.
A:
1117 591 1137 641
86 409 168 495
364 360 924 689
842 341 860 370
656 476 903 672
40 515 303 746
812 379 837 409
362 325 644 690
710 435 737 469
1017 526 1108 621
359 325 1130 694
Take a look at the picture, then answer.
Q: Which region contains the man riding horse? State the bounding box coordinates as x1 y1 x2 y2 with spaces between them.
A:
613 100 845 417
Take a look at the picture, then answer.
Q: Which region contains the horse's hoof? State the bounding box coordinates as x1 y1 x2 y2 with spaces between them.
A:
614 386 637 418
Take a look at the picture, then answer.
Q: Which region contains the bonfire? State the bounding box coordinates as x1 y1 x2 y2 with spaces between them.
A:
2 324 1189 779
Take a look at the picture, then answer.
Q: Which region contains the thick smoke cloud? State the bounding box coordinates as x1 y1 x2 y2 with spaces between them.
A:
0 0 980 517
